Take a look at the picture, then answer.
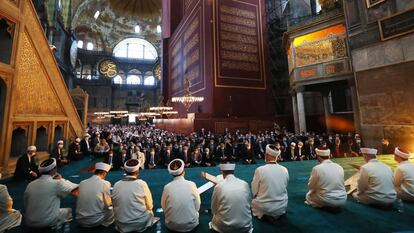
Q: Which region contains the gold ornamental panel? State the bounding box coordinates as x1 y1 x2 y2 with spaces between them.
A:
294 37 347 67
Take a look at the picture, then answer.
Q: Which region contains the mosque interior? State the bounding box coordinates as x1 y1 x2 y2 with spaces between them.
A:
0 0 414 232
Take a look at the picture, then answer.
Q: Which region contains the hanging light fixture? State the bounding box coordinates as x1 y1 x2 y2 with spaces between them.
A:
171 78 204 111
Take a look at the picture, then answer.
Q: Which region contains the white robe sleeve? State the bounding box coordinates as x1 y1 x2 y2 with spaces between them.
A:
57 179 78 198
161 186 167 210
211 186 220 215
251 169 260 198
191 183 201 212
394 167 403 188
308 168 319 195
142 182 154 211
357 167 368 194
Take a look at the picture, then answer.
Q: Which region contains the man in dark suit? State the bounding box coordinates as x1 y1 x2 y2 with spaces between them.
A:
241 142 257 164
304 138 317 160
50 140 69 167
80 134 92 158
68 138 83 161
14 146 38 181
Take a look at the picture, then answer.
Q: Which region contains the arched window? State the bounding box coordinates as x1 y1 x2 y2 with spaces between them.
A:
113 38 158 60
143 71 155 86
113 75 123 84
144 76 155 86
127 75 141 85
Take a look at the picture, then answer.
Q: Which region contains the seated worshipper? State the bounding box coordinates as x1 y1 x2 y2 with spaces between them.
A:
146 147 158 169
104 150 115 167
50 140 69 167
112 159 159 233
252 145 289 224
0 173 22 232
80 134 92 158
241 142 257 165
344 138 359 157
113 149 129 170
94 138 110 158
181 145 193 168
14 146 39 181
192 148 203 167
305 147 347 208
161 159 201 232
304 138 317 160
68 138 83 161
283 142 297 161
352 148 397 206
214 142 229 162
76 162 114 228
161 146 174 168
202 147 216 167
296 141 306 160
393 147 414 202
24 158 78 231
210 163 253 233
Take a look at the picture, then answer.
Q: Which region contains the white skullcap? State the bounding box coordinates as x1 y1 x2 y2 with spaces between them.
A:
27 146 37 151
394 147 411 159
38 158 57 173
220 163 236 171
124 159 140 173
168 159 184 176
290 142 296 146
57 140 64 144
315 148 331 157
266 144 280 158
75 138 81 143
95 162 111 172
361 148 377 155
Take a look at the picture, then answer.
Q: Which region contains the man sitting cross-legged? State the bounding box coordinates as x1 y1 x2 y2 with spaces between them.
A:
306 147 347 208
251 145 289 224
161 159 201 232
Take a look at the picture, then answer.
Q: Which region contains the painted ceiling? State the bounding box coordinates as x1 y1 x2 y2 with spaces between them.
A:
71 0 162 52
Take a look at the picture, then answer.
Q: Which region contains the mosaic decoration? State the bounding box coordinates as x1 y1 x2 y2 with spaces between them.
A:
294 37 346 67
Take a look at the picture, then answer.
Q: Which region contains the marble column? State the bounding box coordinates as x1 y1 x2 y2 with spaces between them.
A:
296 89 307 133
292 94 299 134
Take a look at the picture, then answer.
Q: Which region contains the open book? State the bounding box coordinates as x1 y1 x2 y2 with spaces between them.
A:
197 172 224 194
345 164 361 194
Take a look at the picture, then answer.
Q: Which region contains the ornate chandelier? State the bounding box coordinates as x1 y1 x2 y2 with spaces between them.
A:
171 79 204 111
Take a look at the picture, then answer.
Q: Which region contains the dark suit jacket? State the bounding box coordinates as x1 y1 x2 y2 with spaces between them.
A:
14 154 38 181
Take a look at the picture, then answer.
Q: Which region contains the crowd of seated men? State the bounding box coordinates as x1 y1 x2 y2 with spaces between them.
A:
44 124 365 171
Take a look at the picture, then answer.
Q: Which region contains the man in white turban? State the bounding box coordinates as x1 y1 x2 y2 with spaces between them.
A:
76 162 114 228
210 163 253 233
112 159 159 232
393 147 414 202
306 147 347 208
24 158 78 231
0 173 22 232
161 159 201 232
353 148 396 206
251 144 289 224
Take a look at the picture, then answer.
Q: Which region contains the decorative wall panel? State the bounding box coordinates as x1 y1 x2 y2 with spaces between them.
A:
14 32 65 115
168 2 204 96
214 0 266 89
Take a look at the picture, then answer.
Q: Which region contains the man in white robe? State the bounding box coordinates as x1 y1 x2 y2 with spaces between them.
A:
210 163 253 233
251 145 289 223
24 158 78 230
393 147 414 202
306 147 347 208
112 159 159 233
76 162 114 228
161 159 201 232
0 173 22 232
352 148 397 206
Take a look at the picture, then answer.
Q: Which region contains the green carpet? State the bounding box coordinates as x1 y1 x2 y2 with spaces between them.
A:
3 155 414 233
